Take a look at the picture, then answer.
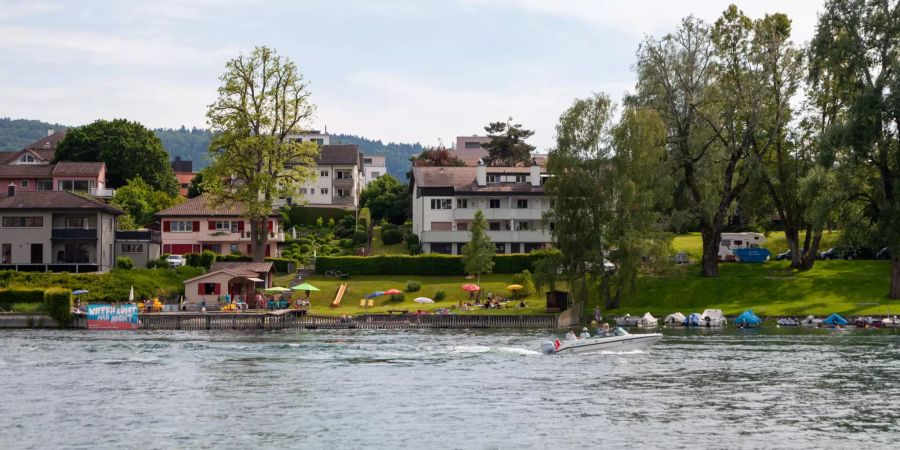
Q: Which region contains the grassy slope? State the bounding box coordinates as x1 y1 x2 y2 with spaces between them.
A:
369 225 407 255
672 231 843 260
272 273 547 316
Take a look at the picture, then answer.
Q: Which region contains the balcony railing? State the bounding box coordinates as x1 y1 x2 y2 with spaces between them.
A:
421 230 551 243
115 230 161 243
51 228 98 240
91 187 116 198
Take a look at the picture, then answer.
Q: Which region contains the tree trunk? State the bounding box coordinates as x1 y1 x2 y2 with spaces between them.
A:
891 257 900 300
799 232 822 271
250 217 267 263
700 230 721 277
784 226 802 269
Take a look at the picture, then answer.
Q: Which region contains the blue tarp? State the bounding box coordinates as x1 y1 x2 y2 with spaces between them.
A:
822 313 848 325
734 248 771 263
683 313 702 326
735 309 762 326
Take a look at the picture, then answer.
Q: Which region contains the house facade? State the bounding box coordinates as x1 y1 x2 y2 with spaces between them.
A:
171 157 196 197
289 144 363 208
182 262 274 308
362 154 387 186
156 194 284 257
0 186 123 272
410 162 553 254
114 230 162 269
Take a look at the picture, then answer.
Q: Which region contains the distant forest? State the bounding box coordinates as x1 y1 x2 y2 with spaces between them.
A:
0 118 423 180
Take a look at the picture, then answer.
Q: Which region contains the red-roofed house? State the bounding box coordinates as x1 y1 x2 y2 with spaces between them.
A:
155 194 284 256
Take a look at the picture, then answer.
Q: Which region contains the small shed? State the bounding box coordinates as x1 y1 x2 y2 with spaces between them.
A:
183 262 273 307
545 290 569 313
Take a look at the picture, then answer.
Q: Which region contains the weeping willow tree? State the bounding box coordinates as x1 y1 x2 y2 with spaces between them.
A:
543 94 671 310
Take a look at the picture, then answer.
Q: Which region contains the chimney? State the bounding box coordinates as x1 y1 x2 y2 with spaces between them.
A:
7 183 15 197
47 128 54 137
530 164 541 187
476 159 486 187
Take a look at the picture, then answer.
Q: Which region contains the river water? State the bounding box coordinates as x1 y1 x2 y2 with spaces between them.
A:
1 327 898 449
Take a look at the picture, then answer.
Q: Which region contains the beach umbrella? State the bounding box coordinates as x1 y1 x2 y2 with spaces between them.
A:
383 289 403 295
128 286 134 302
265 287 291 293
414 297 434 304
366 291 385 299
506 284 524 291
72 289 88 295
461 284 481 292
291 283 321 292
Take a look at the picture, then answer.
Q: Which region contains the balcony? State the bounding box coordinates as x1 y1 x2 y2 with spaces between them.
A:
115 230 161 243
90 187 116 198
203 231 286 242
333 177 355 187
421 229 551 243
452 208 545 221
51 228 97 240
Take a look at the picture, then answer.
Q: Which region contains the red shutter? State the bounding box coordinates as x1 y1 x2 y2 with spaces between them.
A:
267 220 273 231
192 221 200 232
214 283 221 295
265 245 271 257
208 220 216 230
238 221 245 232
163 221 170 232
163 244 171 254
197 284 203 295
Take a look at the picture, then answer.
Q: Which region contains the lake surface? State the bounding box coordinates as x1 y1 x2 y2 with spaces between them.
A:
1 327 899 449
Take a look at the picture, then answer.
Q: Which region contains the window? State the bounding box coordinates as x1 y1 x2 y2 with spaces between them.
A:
486 174 500 183
121 244 144 253
58 180 91 192
320 170 329 177
2 217 43 227
363 158 373 164
1 243 9 263
65 217 87 228
430 199 452 210
516 221 529 231
337 189 350 198
456 199 468 209
230 244 240 254
201 282 217 295
464 141 482 149
300 188 308 194
320 188 329 195
489 199 501 209
214 221 239 232
336 170 352 179
170 221 193 232
36 180 52 191
311 138 324 146
516 199 528 208
514 175 528 183
21 180 29 188
457 222 468 231
489 222 501 231
371 172 380 178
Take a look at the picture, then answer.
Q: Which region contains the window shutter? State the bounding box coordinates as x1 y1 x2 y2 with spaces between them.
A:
214 283 221 295
267 220 273 231
192 221 199 232
208 220 216 230
163 221 170 232
238 221 245 232
163 244 171 254
197 284 203 295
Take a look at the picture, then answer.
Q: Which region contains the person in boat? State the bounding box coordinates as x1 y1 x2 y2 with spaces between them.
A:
579 327 591 339
600 322 610 336
564 328 577 341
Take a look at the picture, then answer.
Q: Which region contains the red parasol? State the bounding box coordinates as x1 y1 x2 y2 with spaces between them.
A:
461 284 481 292
383 289 403 295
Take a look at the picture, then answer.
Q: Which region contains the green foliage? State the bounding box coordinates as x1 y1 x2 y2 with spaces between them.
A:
390 293 405 302
359 175 410 224
0 288 45 310
406 234 421 255
187 168 209 198
115 256 134 270
0 267 203 303
0 118 68 151
327 218 335 228
358 207 371 229
405 280 421 292
410 147 465 168
54 118 178 195
381 228 404 245
43 288 72 326
147 257 170 269
153 126 214 169
511 270 535 296
434 290 446 301
352 229 368 244
315 251 558 276
199 250 217 270
111 177 184 228
265 257 294 273
482 118 536 166
462 209 495 283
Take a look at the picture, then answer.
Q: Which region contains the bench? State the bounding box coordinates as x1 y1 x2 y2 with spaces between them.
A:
386 309 409 315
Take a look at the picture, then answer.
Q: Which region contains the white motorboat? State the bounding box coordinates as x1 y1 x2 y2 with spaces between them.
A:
615 312 659 328
777 317 800 326
542 328 663 354
699 309 727 327
800 315 822 327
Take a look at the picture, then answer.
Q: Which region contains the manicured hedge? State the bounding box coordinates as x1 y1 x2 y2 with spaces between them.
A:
0 288 45 310
265 257 294 273
43 288 72 326
315 249 560 275
285 205 348 226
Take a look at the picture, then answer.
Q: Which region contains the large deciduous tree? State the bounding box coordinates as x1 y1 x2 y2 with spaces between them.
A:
809 0 900 298
462 209 495 286
204 46 319 262
111 177 184 229
54 119 179 196
481 118 535 166
359 174 410 225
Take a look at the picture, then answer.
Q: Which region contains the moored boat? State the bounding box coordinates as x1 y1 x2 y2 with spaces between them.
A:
542 328 662 354
777 317 800 326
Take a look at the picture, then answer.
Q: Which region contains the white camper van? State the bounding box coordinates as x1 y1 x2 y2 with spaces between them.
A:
719 232 766 261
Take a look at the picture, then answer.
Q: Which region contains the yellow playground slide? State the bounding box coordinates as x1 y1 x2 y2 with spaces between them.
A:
331 283 348 308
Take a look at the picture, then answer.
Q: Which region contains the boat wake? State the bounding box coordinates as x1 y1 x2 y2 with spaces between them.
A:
450 345 541 356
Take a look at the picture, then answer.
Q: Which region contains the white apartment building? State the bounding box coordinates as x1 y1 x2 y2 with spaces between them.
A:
289 144 363 208
286 131 330 146
410 162 553 254
362 154 386 186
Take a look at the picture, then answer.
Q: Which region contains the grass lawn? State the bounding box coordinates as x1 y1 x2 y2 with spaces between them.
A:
597 260 897 318
271 273 547 316
369 226 407 255
672 230 843 261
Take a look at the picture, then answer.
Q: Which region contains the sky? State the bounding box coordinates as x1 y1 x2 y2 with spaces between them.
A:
0 0 824 151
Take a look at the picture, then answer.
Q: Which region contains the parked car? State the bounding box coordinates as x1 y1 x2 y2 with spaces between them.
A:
819 246 857 260
875 247 891 260
775 249 804 261
166 254 186 267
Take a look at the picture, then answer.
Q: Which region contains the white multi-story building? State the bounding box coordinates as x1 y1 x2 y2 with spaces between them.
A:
410 162 553 254
287 144 363 208
362 154 386 186
286 131 330 146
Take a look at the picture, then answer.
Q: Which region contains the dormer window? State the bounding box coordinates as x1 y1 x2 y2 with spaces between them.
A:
486 174 500 183
21 154 35 163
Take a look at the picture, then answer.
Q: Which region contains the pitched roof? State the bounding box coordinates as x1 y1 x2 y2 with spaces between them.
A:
210 261 274 274
155 194 280 217
0 190 123 214
182 269 252 284
24 130 67 151
0 164 54 178
412 167 478 187
316 145 360 166
51 162 105 176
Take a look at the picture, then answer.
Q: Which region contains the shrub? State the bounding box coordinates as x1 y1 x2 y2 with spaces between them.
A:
218 254 252 262
299 244 311 254
390 293 405 302
11 302 43 313
199 250 217 270
352 229 368 245
316 216 324 227
405 280 421 292
511 269 535 297
265 257 294 273
339 238 353 248
115 256 134 269
434 290 446 301
43 288 72 326
381 228 404 245
0 288 45 310
184 253 201 268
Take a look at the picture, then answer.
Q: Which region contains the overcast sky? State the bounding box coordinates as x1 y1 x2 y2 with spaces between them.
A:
0 0 824 151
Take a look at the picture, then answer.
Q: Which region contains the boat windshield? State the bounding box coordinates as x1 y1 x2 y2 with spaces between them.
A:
613 327 629 336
